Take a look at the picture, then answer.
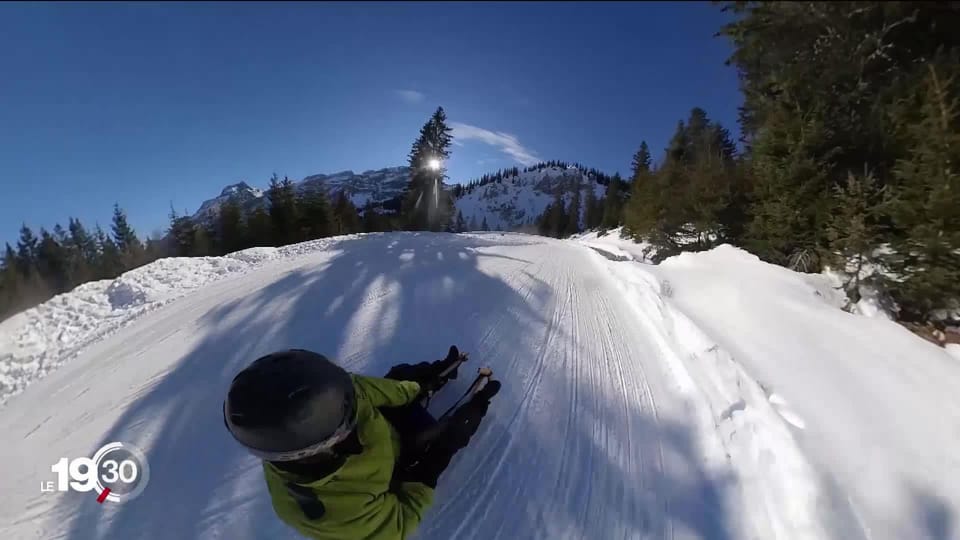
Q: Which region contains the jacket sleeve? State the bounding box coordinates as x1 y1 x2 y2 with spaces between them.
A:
363 482 435 539
352 374 422 408
265 463 434 540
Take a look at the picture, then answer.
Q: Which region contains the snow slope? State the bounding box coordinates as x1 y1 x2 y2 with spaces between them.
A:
0 238 348 407
191 182 265 223
191 167 413 223
649 245 960 540
1 232 959 540
300 167 411 209
455 166 606 231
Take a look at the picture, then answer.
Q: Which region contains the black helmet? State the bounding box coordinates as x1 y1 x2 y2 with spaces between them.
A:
223 349 357 462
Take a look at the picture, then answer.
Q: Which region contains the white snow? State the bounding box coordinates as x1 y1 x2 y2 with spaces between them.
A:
455 166 606 231
0 238 348 406
646 244 960 540
2 232 959 540
573 227 653 262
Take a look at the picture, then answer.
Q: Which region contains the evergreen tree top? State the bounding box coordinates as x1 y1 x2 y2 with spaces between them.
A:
632 141 652 177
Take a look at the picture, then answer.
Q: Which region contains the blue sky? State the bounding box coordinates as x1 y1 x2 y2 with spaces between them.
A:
0 2 741 244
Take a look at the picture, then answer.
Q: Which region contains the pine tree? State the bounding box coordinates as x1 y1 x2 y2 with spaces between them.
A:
717 2 960 273
885 61 960 321
623 163 660 241
744 112 832 269
468 214 479 231
193 224 214 256
111 204 144 270
297 187 332 240
0 243 23 319
624 108 741 256
584 184 602 230
666 121 690 164
361 208 390 233
717 157 752 246
566 186 582 236
601 174 625 229
247 207 273 247
68 218 98 285
825 171 888 305
217 197 247 254
686 148 731 249
167 207 197 258
52 222 79 288
631 141 652 179
402 107 454 231
268 174 299 246
481 216 490 232
454 210 467 233
546 191 568 238
16 224 39 276
536 203 552 237
36 228 69 293
95 224 123 277
684 108 711 163
11 224 50 311
143 232 169 263
331 191 361 236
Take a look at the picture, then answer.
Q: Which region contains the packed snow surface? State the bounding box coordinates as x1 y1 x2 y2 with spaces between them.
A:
1 231 958 540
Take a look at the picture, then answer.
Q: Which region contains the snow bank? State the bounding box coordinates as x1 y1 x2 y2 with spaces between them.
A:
646 244 960 540
573 227 653 262
0 237 351 406
592 247 828 539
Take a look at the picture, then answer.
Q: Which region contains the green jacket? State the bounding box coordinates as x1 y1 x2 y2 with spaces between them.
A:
263 375 434 540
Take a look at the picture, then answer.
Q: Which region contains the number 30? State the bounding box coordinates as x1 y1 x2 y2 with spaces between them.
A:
102 459 138 483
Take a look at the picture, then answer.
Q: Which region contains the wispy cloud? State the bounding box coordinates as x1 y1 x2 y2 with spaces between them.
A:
450 122 541 166
394 89 425 104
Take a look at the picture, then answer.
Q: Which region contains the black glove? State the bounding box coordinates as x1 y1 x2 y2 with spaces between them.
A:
439 345 462 378
400 441 457 489
417 345 466 399
442 383 498 447
399 380 500 488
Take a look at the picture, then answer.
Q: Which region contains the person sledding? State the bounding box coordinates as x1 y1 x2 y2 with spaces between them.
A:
223 346 500 540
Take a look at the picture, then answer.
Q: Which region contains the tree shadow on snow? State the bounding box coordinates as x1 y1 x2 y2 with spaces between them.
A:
59 232 551 540
816 460 956 540
910 487 955 540
417 349 736 540
61 231 735 540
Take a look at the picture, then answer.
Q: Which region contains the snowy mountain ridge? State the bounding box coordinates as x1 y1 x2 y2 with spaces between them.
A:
455 164 608 230
300 166 411 208
191 167 414 223
191 163 610 231
192 181 265 222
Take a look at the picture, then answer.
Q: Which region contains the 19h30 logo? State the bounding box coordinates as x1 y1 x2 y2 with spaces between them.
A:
42 442 151 504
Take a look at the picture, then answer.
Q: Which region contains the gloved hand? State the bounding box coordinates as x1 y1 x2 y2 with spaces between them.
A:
400 380 500 488
442 380 500 448
417 345 466 399
400 441 457 489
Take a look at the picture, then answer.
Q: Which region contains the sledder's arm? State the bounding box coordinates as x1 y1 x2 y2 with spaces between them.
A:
264 461 434 540
352 374 422 408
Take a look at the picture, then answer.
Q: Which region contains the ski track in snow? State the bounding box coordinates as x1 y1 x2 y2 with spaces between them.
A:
1 232 959 540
